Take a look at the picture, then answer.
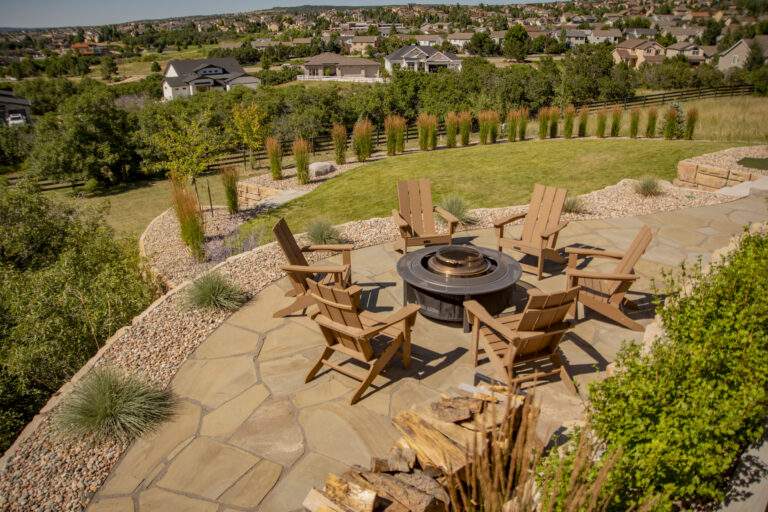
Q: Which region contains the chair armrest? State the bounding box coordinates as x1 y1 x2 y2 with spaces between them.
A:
392 210 410 230
464 300 519 341
434 206 459 225
541 221 569 239
303 244 354 253
315 314 365 338
362 304 421 337
566 269 639 281
565 247 625 259
493 212 526 228
282 263 349 275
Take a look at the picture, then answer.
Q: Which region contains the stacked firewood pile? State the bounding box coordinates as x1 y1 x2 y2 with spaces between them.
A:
303 388 527 512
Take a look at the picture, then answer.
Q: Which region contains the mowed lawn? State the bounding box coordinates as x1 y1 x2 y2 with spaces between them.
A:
247 138 738 237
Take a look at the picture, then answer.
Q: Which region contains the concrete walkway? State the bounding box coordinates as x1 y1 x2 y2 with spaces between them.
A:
88 193 767 512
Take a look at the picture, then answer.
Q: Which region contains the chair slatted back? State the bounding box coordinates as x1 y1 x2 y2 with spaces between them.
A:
608 225 653 299
306 279 373 360
274 218 309 267
514 287 579 356
521 184 567 249
397 179 436 237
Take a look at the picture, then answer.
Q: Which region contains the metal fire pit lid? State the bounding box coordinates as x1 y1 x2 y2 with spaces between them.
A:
427 245 491 277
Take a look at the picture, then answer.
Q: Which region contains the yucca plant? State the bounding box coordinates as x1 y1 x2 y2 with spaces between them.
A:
307 218 342 244
445 111 459 148
506 110 519 142
595 109 607 138
265 136 282 180
54 366 178 443
384 115 402 156
548 107 559 138
293 137 310 184
352 118 374 162
635 175 663 197
439 195 477 225
645 107 658 138
518 107 529 141
577 106 589 137
538 107 550 139
331 123 347 165
171 180 205 261
563 105 576 139
610 106 622 137
629 107 641 138
458 111 472 146
220 166 239 214
684 107 699 140
186 272 247 310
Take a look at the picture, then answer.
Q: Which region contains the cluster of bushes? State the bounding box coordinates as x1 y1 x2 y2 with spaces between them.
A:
0 183 157 451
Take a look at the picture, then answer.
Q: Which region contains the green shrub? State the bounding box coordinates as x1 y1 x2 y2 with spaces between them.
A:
331 123 347 165
0 124 32 166
563 105 576 139
634 176 663 197
82 178 100 194
506 110 519 142
562 196 587 214
307 218 342 244
610 106 622 137
171 181 205 261
459 111 472 146
518 107 529 141
629 108 641 139
663 103 685 140
439 195 476 225
445 111 459 148
186 272 247 310
54 366 178 443
266 136 282 180
220 167 239 214
538 107 549 139
293 137 310 185
645 107 658 138
548 108 559 138
352 118 374 162
590 232 768 507
595 109 607 138
577 107 588 137
684 107 698 140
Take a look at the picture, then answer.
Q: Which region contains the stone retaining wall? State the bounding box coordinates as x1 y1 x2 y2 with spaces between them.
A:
675 159 761 191
236 182 280 207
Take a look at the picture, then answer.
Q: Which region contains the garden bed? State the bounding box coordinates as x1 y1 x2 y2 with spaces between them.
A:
677 145 768 190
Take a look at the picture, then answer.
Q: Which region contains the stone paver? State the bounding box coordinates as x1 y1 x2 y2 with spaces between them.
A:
90 194 767 512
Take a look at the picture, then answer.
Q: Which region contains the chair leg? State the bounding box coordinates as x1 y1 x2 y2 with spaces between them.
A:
400 333 411 368
350 339 401 405
551 353 579 396
536 253 545 281
273 293 315 318
586 299 645 332
306 347 333 383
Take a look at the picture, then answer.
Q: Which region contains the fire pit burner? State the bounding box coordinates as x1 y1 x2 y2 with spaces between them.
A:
426 246 492 277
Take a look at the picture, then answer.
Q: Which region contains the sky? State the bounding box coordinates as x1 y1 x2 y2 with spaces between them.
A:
2 0 544 29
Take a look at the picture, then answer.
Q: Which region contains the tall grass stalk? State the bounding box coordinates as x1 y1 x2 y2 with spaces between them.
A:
293 137 310 184
548 107 559 138
394 117 406 153
663 106 678 140
629 108 641 139
186 272 247 310
684 107 698 140
563 105 576 139
478 110 500 144
459 111 472 146
384 114 400 156
506 110 519 142
266 136 282 180
610 106 622 137
595 109 607 138
445 111 459 148
352 118 374 162
417 112 433 150
645 107 658 138
577 106 589 137
331 123 347 165
518 107 529 141
220 166 239 214
538 107 550 139
171 180 205 261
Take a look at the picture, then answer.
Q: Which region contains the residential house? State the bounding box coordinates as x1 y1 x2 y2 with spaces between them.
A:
251 38 279 50
291 37 313 47
602 13 624 26
490 31 507 45
666 41 706 64
414 34 444 47
564 29 590 47
384 45 462 74
588 29 622 44
612 38 665 69
346 35 378 55
667 26 704 42
0 90 31 125
623 27 657 39
161 58 260 101
446 33 473 51
300 53 383 82
717 36 768 72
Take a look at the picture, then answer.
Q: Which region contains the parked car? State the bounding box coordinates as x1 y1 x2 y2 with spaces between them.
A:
6 113 26 126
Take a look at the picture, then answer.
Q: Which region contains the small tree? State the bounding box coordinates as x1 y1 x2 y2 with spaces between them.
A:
663 104 683 140
232 102 267 169
220 167 239 214
331 123 347 165
684 107 698 140
538 107 549 139
458 111 472 146
506 110 519 142
445 111 459 148
548 108 559 138
293 137 310 184
100 56 118 80
577 107 589 137
563 105 576 139
645 107 658 138
265 136 282 179
610 106 622 137
629 108 641 138
595 109 607 138
518 107 529 141
352 118 373 162
150 61 161 73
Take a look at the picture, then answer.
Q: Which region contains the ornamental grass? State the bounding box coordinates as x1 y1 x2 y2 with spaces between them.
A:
171 180 205 261
645 107 658 138
186 272 248 310
293 137 310 185
458 111 472 146
595 109 607 138
563 105 576 139
517 107 529 141
538 107 550 139
610 106 622 137
445 111 459 148
384 114 406 155
577 106 589 137
629 107 641 139
220 167 239 214
417 112 438 150
548 107 559 138
685 107 699 140
331 123 347 165
663 105 679 140
352 118 374 162
506 109 519 142
265 136 282 180
478 110 500 144
307 218 342 244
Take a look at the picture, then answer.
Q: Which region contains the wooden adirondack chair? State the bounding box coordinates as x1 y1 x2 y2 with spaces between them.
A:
465 287 580 394
494 184 569 280
272 218 354 318
305 279 421 404
565 225 653 332
392 179 459 253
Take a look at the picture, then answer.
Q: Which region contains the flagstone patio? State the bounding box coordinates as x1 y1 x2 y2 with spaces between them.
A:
88 193 767 512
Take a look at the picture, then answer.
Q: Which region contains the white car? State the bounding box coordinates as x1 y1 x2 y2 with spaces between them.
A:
6 113 26 126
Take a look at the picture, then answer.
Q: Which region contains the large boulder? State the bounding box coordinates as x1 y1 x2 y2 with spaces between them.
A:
309 161 336 179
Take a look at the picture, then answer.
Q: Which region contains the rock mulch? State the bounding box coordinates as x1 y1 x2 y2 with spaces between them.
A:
685 146 768 176
145 178 733 288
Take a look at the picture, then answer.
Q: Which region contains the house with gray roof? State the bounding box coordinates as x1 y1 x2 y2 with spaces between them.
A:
384 45 462 74
161 58 260 101
300 53 383 82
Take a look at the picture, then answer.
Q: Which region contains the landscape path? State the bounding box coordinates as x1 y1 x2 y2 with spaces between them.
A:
88 193 767 512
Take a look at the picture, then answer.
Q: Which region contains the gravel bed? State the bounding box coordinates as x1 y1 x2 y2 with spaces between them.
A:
685 145 768 175
0 177 734 512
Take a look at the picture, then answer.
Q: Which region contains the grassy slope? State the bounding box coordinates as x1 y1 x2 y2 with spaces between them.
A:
246 138 737 237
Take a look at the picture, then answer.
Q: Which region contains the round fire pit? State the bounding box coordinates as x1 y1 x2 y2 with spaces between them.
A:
396 245 522 331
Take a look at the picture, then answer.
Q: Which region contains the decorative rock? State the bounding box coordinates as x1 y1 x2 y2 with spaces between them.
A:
309 161 336 179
